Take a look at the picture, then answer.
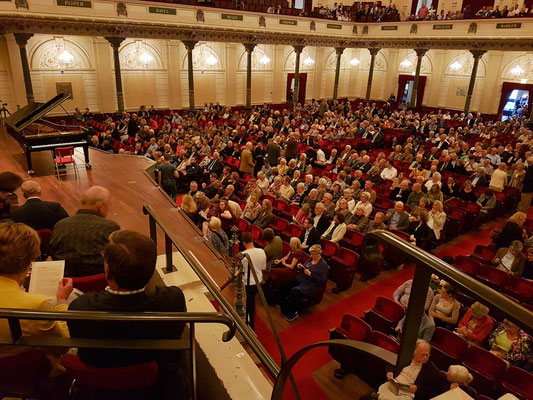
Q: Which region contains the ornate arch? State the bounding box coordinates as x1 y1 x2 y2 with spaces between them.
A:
119 40 163 70
284 49 315 71
359 51 387 72
445 51 486 77
237 46 272 71
501 54 533 81
323 49 349 71
397 51 433 74
30 37 92 70
181 43 222 71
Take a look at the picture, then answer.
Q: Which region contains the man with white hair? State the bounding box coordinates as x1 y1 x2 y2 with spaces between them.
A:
50 186 120 277
11 180 69 231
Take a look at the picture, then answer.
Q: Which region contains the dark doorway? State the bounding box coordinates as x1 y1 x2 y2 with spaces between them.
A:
397 74 427 109
286 73 307 104
497 82 533 121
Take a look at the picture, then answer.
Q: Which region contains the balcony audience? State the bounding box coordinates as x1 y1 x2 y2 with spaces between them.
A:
49 186 120 277
491 240 527 276
488 319 531 370
428 283 460 329
393 279 434 310
455 302 494 346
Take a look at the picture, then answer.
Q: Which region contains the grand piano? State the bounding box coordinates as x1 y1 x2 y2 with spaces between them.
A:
5 92 90 174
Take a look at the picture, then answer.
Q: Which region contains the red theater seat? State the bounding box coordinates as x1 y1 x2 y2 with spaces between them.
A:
368 330 400 354
329 248 359 292
500 366 533 400
430 327 469 371
462 346 507 396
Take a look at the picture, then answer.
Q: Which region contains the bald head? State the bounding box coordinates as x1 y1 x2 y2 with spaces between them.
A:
21 180 41 199
80 186 110 216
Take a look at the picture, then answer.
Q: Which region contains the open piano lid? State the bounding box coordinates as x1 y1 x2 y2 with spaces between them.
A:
5 92 72 132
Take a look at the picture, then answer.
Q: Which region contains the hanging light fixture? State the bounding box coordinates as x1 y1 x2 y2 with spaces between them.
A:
139 51 154 65
400 59 412 68
205 54 218 66
303 57 315 66
349 57 360 66
58 49 74 64
510 64 525 76
259 54 270 65
450 61 462 71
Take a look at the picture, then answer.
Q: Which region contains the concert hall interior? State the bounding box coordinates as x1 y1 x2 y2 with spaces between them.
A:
0 0 533 399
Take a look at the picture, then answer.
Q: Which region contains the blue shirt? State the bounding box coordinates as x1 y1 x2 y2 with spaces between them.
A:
295 258 329 297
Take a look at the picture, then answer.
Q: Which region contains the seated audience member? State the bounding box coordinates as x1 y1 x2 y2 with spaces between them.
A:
363 212 387 234
455 302 494 346
204 217 230 257
489 319 531 369
280 244 329 321
50 186 120 277
428 200 446 242
300 217 321 250
181 194 200 225
468 167 488 187
441 176 459 197
293 203 311 227
0 221 72 374
218 198 236 230
313 202 331 234
0 171 23 218
389 180 411 204
458 180 478 203
11 180 69 231
428 283 460 329
263 228 283 266
279 176 295 202
240 232 267 331
393 279 434 310
374 340 440 400
322 193 336 218
524 247 533 280
253 199 274 228
322 212 347 243
355 191 373 217
492 240 526 276
476 189 496 214
242 194 262 222
385 201 410 232
68 230 187 397
412 211 433 249
347 206 369 232
437 365 476 398
495 212 527 248
406 183 427 209
426 183 443 203
395 312 435 341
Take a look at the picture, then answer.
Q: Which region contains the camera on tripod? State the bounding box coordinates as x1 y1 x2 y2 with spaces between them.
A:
0 100 11 125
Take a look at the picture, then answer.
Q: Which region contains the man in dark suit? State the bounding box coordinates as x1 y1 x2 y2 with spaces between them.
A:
388 180 411 204
11 181 68 231
266 137 281 166
313 203 331 234
68 230 186 396
300 217 321 250
384 202 410 232
202 151 223 177
468 167 488 187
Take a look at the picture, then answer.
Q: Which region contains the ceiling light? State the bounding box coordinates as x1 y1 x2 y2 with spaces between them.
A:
138 51 154 65
521 78 527 84
259 55 270 65
303 57 314 66
450 61 462 71
510 65 525 76
205 54 218 66
400 59 412 68
349 57 360 66
58 49 74 64
411 71 415 76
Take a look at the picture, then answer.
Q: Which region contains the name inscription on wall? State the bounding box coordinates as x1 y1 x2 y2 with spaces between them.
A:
433 24 453 30
496 22 522 29
279 19 297 25
221 13 243 20
381 25 398 30
56 0 92 7
148 6 177 15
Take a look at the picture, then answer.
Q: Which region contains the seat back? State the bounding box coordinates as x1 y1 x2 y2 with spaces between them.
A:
473 245 498 262
373 296 405 322
343 229 364 247
282 241 291 257
56 146 75 157
60 354 158 391
463 345 507 380
368 330 400 354
430 327 468 358
339 314 371 341
235 218 250 232
320 238 339 257
248 224 263 242
36 228 53 258
286 223 303 238
501 366 533 399
475 266 509 288
72 273 107 293
454 255 480 276
0 350 51 395
336 248 359 267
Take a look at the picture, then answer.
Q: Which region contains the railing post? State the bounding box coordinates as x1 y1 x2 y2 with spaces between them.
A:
149 216 157 247
190 323 197 400
7 318 22 343
164 233 177 274
235 254 245 318
230 226 239 277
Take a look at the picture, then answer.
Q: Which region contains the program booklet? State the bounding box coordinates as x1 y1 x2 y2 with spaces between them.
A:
28 260 65 300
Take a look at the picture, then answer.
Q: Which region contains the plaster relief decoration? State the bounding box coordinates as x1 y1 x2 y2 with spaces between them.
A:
120 40 161 70
324 50 348 70
310 21 316 31
502 54 533 83
190 43 220 71
456 86 467 96
352 25 357 34
410 24 417 34
34 37 84 70
259 15 266 27
15 0 29 9
468 22 477 34
56 82 73 98
362 25 368 35
360 51 387 71
238 46 272 71
446 51 486 77
398 51 432 74
284 50 315 71
197 10 205 22
116 1 127 16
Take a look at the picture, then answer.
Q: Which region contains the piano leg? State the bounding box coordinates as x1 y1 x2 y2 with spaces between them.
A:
25 150 34 175
83 144 91 169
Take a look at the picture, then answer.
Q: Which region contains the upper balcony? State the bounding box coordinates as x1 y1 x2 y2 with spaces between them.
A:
1 0 533 50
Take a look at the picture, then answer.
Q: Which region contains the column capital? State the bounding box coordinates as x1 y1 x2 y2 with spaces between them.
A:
334 47 345 55
368 48 380 56
470 49 486 59
243 43 256 53
104 37 125 50
182 40 198 52
14 33 33 47
293 45 305 54
414 48 428 58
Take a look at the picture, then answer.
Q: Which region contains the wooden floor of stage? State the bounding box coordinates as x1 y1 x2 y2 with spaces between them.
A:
1 126 401 398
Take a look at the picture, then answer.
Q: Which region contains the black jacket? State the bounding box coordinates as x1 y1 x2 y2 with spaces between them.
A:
68 286 186 368
300 227 321 248
11 198 69 231
314 214 331 235
389 188 411 204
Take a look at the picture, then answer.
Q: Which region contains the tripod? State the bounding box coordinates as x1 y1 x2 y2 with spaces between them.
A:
0 102 11 126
